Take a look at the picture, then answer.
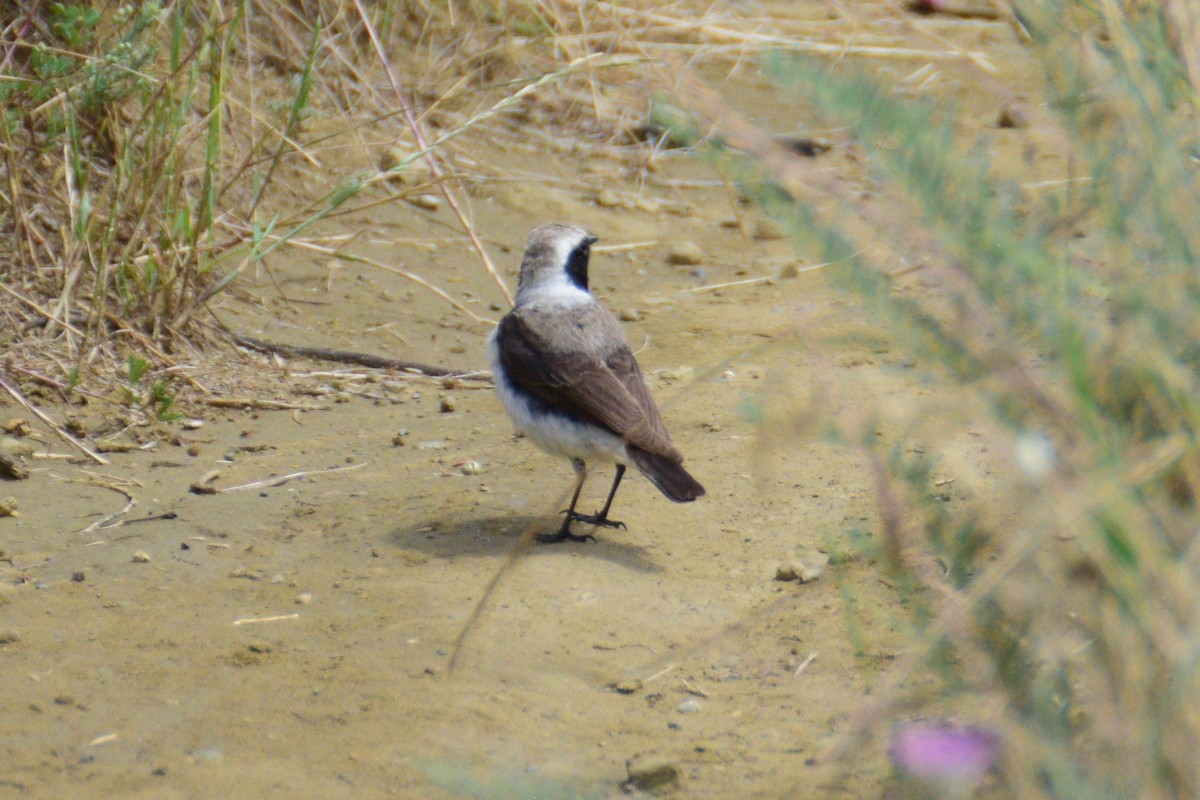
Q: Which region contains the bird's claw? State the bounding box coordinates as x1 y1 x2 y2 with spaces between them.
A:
567 511 627 531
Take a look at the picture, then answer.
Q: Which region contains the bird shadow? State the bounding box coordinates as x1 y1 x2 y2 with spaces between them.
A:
389 513 665 574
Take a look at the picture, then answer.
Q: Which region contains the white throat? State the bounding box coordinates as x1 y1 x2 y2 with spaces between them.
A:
515 267 593 307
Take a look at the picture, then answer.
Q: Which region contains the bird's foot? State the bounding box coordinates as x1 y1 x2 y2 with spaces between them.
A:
566 510 627 531
538 510 626 543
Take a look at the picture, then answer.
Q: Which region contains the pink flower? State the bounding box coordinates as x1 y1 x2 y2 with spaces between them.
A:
890 721 1001 783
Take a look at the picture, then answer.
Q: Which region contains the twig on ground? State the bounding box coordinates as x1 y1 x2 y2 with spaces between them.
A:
218 462 366 493
232 613 300 626
231 334 493 380
202 397 328 411
0 374 109 465
793 651 819 676
63 474 140 534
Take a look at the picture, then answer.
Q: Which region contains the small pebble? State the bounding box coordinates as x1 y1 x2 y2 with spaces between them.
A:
997 99 1030 129
295 593 313 605
131 551 151 563
753 219 786 240
439 397 456 413
659 366 693 383
677 698 702 713
408 194 441 211
618 308 641 322
0 630 20 645
378 148 432 185
595 188 623 208
459 460 483 475
379 146 408 172
780 135 834 156
609 679 643 695
666 241 705 266
634 196 662 214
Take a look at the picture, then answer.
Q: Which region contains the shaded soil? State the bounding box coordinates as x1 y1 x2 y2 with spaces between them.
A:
2 7 1055 798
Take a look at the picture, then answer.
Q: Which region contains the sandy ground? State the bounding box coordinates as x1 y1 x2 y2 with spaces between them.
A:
1 7 1053 798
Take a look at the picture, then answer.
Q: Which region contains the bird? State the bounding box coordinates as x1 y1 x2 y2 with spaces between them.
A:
487 222 705 543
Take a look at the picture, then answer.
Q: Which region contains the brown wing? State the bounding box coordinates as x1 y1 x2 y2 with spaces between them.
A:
496 304 682 461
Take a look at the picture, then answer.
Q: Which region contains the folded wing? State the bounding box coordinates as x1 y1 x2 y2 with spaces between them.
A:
497 305 680 461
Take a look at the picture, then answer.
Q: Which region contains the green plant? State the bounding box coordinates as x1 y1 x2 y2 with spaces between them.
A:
121 352 177 421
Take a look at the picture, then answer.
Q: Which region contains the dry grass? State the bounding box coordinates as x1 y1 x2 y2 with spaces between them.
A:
0 1 973 410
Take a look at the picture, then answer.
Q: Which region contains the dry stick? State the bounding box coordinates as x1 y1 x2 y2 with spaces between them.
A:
0 374 108 465
232 613 300 626
447 483 576 676
202 397 324 411
77 483 136 535
218 462 366 493
231 334 492 380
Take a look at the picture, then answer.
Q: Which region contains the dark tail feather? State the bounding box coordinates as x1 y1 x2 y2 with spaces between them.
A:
628 447 705 502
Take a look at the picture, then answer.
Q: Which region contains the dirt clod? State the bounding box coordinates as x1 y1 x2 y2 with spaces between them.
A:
752 219 786 240
0 436 35 480
610 679 643 694
624 755 680 793
774 556 829 583
997 99 1030 129
666 241 705 265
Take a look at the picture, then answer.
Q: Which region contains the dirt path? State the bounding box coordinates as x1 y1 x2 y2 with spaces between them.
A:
1 6 1046 797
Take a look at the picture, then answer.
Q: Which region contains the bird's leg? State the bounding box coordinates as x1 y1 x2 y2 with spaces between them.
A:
538 459 596 543
567 464 627 531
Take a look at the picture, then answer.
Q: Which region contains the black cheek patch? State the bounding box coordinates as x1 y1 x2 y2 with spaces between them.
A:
564 242 591 290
